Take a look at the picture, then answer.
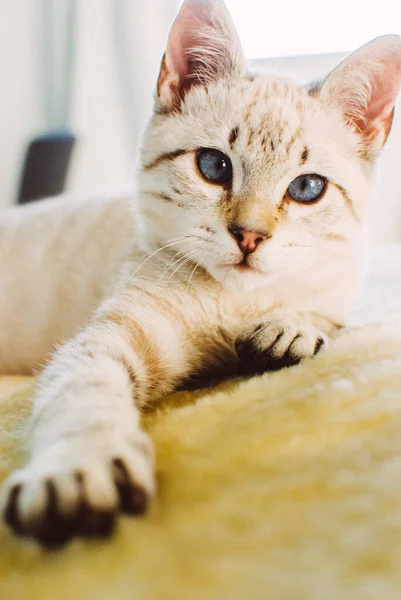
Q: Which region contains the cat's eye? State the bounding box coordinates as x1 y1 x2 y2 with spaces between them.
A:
196 148 233 185
287 174 326 203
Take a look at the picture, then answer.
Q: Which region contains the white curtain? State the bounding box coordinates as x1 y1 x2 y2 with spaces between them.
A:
65 0 179 192
110 0 179 159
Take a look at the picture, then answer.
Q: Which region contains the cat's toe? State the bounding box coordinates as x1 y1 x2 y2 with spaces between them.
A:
236 316 327 374
112 457 150 515
3 483 25 535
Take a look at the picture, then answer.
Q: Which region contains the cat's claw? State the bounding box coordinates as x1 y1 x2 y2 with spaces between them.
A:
1 431 154 548
235 313 327 374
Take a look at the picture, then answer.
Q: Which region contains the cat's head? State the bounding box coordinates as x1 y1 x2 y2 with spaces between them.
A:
138 0 401 294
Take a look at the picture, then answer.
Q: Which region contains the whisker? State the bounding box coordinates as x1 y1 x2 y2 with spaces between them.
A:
186 256 203 291
165 250 201 285
124 237 194 286
158 242 197 281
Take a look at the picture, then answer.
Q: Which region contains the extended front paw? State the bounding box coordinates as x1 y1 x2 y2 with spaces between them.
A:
1 431 154 547
235 313 327 374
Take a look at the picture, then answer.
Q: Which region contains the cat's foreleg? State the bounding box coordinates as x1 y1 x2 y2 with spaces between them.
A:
1 294 196 546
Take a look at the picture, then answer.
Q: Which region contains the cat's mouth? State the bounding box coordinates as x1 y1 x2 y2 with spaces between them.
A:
221 260 263 275
234 262 253 271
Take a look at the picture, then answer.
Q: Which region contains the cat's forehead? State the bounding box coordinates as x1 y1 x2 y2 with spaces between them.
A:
229 76 308 166
185 75 308 134
235 75 306 131
181 74 326 160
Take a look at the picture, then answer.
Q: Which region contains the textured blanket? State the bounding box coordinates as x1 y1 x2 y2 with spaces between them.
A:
1 310 401 599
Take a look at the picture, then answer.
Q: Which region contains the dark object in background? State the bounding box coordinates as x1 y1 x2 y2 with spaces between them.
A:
17 0 77 205
17 131 75 204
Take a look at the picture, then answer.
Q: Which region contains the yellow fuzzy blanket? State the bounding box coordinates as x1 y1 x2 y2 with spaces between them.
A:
1 315 401 599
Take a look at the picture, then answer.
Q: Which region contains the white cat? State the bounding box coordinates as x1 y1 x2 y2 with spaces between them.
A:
1 0 401 546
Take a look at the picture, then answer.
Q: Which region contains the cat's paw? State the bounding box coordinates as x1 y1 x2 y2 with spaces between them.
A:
235 312 327 374
1 431 154 547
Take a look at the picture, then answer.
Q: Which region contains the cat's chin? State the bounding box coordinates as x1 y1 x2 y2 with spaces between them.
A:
208 263 272 294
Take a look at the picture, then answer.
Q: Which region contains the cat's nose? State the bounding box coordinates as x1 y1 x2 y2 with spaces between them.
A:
229 227 270 255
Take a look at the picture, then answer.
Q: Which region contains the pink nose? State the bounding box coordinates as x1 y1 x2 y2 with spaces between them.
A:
229 227 270 255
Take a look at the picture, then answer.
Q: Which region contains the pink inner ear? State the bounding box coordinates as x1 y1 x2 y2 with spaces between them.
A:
344 61 400 145
321 36 401 151
156 0 245 110
164 0 219 81
167 18 198 80
364 58 401 118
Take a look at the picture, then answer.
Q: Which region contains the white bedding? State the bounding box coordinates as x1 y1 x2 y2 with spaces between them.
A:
353 244 401 324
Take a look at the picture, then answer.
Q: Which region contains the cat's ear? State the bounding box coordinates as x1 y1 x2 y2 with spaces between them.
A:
156 0 246 112
318 35 401 156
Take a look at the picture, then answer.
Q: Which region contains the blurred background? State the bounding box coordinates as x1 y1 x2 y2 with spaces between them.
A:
1 0 400 243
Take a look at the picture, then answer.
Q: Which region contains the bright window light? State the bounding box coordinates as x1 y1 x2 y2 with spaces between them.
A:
224 0 401 58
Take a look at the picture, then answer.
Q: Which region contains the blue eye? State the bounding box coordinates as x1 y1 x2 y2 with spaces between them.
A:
196 148 233 185
287 174 326 203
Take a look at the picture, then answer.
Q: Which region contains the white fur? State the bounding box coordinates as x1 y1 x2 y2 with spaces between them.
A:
0 191 134 373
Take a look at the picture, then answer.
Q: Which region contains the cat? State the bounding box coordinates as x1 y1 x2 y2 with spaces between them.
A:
1 0 401 547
